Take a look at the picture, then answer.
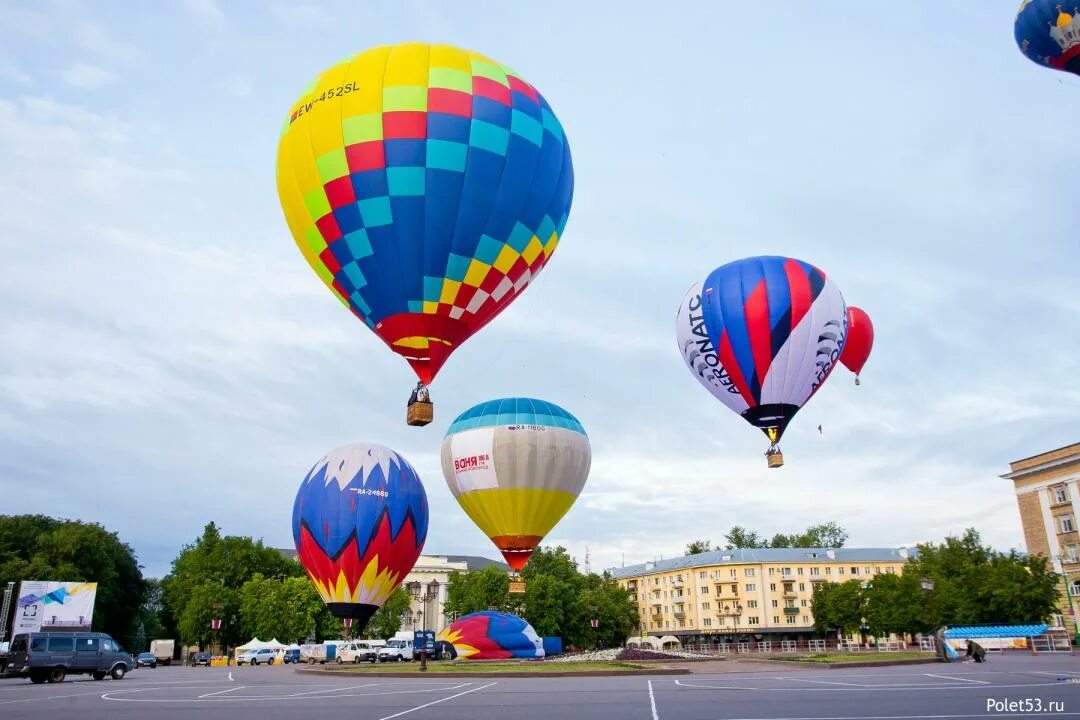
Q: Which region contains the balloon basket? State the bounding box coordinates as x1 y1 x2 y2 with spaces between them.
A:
509 577 526 594
855 376 861 386
407 401 433 427
766 450 784 469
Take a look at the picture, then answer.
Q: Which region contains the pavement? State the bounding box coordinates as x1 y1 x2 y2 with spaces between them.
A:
1 654 1079 719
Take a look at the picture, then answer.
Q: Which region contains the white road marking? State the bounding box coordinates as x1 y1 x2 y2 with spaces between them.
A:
286 682 379 697
101 681 477 703
924 673 989 685
228 672 234 682
0 691 105 705
724 715 1080 720
198 686 246 698
672 679 1061 692
377 681 496 720
784 677 868 687
647 679 659 720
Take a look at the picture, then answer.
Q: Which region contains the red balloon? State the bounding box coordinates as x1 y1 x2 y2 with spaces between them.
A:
840 306 873 384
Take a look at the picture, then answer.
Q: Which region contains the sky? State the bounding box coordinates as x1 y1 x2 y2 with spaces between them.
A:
2 0 1079 580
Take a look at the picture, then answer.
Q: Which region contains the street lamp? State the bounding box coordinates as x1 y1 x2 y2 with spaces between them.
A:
920 577 935 593
408 580 440 671
590 608 599 650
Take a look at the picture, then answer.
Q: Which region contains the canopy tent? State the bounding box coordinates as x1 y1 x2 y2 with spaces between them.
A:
234 638 289 658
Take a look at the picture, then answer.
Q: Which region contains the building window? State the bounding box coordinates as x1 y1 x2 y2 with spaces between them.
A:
801 599 808 607
797 567 804 575
799 583 805 591
717 617 726 626
773 615 780 623
701 586 709 594
747 600 758 608
838 567 844 575
782 567 792 576
810 567 819 575
803 616 809 624
702 602 711 610
746 583 756 592
703 618 712 627
699 571 706 579
1071 580 1080 596
747 616 760 625
826 567 832 575
851 567 859 575
1056 487 1069 504
745 568 756 577
885 566 895 574
1061 516 1075 534
1067 545 1079 563
786 616 796 624
768 567 775 576
770 583 777 592
771 599 779 608
864 567 872 575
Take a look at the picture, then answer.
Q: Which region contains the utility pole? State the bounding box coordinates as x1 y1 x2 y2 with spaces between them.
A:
584 547 591 575
0 582 14 643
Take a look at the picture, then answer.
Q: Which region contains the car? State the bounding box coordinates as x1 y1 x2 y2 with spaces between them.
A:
192 651 212 667
377 639 414 662
135 652 157 669
6 631 133 683
236 648 278 666
281 648 301 664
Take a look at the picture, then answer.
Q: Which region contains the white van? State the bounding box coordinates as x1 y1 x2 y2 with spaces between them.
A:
377 638 414 662
336 641 377 664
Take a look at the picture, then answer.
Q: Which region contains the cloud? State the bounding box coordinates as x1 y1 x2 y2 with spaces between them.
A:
72 21 139 63
60 63 114 89
182 0 225 28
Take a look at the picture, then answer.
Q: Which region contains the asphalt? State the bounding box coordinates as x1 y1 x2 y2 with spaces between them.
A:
1 654 1079 719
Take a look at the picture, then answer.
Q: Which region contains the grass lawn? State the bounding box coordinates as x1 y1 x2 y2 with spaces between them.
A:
318 661 644 673
772 652 935 663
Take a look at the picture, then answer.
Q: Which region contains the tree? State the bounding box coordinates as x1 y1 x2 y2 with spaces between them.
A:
907 528 1059 626
811 579 864 638
367 587 411 640
723 526 767 549
444 566 510 619
523 574 564 637
863 573 927 640
0 514 148 642
161 522 302 647
685 540 712 555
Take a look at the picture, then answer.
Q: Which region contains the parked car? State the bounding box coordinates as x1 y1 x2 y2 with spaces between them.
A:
281 648 301 664
192 651 213 667
135 652 157 669
336 641 377 664
236 648 278 666
377 639 414 662
6 632 133 683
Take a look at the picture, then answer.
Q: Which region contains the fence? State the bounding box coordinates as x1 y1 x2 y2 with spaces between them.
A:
678 638 933 656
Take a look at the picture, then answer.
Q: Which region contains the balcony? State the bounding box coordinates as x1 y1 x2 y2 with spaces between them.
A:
716 605 744 617
783 607 800 615
674 611 686 619
782 590 797 599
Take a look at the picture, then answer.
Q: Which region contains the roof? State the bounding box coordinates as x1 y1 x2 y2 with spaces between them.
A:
944 625 1049 639
446 398 587 436
606 547 917 579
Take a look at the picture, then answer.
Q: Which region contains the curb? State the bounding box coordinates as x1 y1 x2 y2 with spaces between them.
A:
296 666 692 679
748 657 940 669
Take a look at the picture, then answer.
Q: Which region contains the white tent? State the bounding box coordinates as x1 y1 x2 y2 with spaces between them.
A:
234 637 288 660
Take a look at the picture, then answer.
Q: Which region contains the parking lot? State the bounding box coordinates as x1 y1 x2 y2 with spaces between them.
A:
1 654 1078 719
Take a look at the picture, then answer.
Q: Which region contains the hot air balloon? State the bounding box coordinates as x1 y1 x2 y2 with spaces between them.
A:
440 398 590 585
435 611 544 659
292 442 429 630
839 306 874 385
676 256 847 468
276 43 574 426
1015 0 1080 77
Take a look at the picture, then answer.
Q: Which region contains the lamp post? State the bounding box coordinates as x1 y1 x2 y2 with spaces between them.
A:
590 609 599 650
408 580 440 671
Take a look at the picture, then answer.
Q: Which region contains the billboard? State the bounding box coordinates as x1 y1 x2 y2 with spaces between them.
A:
13 581 98 634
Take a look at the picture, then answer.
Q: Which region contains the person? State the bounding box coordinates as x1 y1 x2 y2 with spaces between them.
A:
408 382 420 406
966 639 986 663
417 385 429 403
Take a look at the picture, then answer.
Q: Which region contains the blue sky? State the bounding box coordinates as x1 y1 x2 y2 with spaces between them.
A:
2 0 1078 579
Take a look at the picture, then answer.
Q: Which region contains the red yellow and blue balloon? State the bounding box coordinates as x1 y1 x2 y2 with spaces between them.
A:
676 256 848 467
435 611 544 660
276 43 574 390
292 442 429 630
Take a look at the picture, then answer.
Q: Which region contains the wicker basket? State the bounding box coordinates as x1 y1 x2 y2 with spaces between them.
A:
407 401 433 426
766 451 785 469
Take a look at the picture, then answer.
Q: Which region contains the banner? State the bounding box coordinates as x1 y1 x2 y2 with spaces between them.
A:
448 428 498 492
13 581 98 634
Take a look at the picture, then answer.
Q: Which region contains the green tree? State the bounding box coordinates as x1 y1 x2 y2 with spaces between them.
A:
863 573 927 640
811 579 864 638
523 574 564 636
161 522 302 646
367 587 411 640
723 526 767 549
685 540 712 555
444 565 511 619
0 514 147 642
177 583 240 649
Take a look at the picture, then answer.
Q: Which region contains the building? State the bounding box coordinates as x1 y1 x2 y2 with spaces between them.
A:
401 554 506 634
1002 441 1080 637
277 549 506 635
608 547 914 644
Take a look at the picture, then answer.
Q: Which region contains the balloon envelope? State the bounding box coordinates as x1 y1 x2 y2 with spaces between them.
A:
435 611 544 659
1015 1 1080 76
292 443 429 628
440 398 590 571
694 255 847 443
839 306 874 379
276 43 574 384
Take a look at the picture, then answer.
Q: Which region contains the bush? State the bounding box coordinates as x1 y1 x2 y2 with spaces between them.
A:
615 648 683 661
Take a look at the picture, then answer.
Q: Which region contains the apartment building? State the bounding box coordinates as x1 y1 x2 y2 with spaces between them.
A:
1003 441 1080 639
608 547 913 643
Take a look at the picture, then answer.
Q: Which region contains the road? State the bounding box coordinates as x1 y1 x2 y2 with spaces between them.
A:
1 654 1078 719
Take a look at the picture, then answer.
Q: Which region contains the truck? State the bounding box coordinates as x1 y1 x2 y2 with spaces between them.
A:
150 639 175 666
377 638 414 662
